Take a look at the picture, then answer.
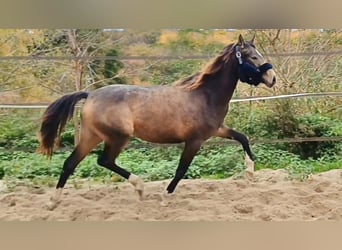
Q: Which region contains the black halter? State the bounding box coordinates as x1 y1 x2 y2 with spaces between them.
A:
235 45 273 86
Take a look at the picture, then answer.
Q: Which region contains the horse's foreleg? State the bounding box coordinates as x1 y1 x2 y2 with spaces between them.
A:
161 140 203 206
215 125 255 172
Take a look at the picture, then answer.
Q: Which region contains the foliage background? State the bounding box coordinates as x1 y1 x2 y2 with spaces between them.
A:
0 29 341 185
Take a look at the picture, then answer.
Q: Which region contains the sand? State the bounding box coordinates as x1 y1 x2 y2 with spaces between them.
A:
0 169 342 221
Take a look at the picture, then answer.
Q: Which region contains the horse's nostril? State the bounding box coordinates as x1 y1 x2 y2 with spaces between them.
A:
272 76 276 84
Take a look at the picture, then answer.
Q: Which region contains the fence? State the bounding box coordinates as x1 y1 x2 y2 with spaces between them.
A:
1 91 342 108
1 50 342 61
1 92 341 147
1 48 341 147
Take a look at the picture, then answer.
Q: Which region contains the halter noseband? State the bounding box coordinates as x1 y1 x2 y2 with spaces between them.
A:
235 45 273 86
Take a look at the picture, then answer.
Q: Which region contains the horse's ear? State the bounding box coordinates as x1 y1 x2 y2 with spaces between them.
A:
238 34 245 48
250 33 256 44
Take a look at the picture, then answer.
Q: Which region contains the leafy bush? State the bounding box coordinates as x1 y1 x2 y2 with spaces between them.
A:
1 30 341 184
0 110 40 150
1 142 341 183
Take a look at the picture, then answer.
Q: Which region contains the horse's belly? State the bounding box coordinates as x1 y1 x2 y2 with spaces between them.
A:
133 123 186 143
134 133 184 144
132 115 216 143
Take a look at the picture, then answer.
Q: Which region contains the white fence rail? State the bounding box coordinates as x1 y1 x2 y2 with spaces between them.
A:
1 92 341 109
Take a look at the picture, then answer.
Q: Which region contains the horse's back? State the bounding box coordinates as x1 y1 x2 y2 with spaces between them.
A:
82 84 214 143
88 84 149 101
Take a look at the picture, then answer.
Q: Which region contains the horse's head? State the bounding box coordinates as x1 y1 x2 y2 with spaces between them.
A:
235 34 276 87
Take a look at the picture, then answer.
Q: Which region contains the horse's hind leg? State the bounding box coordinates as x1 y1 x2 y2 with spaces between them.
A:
47 128 101 210
97 138 144 199
215 125 255 172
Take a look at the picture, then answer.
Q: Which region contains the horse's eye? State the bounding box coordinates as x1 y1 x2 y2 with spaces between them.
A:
251 56 258 60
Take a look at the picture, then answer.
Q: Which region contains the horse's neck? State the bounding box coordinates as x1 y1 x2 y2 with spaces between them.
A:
202 62 239 106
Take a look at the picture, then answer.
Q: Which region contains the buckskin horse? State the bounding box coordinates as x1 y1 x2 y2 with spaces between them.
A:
38 34 276 209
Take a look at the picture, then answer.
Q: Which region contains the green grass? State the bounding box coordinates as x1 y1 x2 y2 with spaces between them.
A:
0 143 341 186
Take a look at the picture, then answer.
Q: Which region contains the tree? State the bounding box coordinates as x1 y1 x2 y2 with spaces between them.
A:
26 29 125 145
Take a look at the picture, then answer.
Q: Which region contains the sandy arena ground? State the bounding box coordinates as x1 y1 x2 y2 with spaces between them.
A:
0 169 341 221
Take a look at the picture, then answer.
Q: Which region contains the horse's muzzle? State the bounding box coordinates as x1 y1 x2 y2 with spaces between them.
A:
262 68 277 88
238 62 275 87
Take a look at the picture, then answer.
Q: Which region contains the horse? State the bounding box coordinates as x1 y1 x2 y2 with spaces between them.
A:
38 34 276 209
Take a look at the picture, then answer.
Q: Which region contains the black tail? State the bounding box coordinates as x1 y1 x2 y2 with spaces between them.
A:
38 91 89 158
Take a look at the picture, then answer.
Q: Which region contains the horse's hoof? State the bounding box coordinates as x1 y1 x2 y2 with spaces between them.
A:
160 200 168 207
129 174 144 200
244 170 254 180
44 194 62 210
245 154 255 172
45 200 60 211
134 181 144 201
159 191 174 206
136 189 144 201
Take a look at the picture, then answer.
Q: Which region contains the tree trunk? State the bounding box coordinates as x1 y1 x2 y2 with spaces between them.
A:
73 60 83 146
67 29 84 146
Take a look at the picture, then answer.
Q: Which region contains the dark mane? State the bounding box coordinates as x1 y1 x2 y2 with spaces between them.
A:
175 43 236 90
173 72 201 87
